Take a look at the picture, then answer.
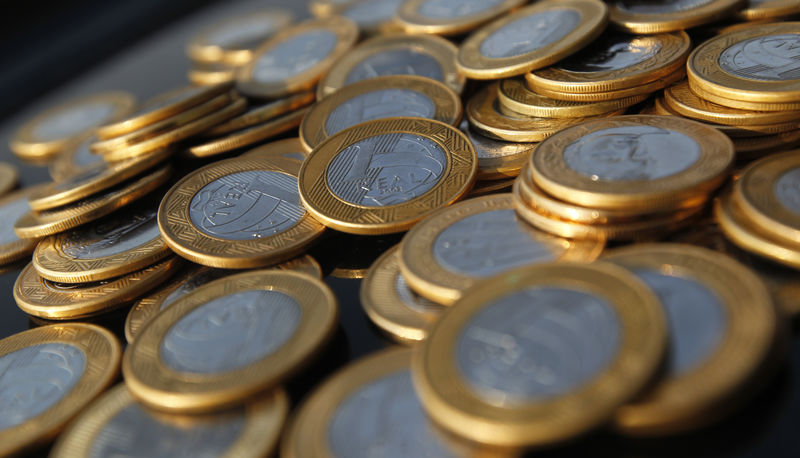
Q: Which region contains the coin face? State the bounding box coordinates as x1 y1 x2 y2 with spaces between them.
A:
608 0 743 33
719 33 800 81
396 0 528 36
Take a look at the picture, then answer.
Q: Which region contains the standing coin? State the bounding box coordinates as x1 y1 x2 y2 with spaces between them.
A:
607 0 744 33
396 0 528 36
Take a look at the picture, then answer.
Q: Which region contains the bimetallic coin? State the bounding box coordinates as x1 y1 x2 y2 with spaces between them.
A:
531 69 686 102
459 119 536 180
604 244 780 435
241 138 310 162
0 187 46 265
456 0 608 79
299 117 477 234
688 79 800 111
300 75 462 151
236 16 359 99
413 262 667 447
737 0 800 20
0 323 121 456
123 270 338 413
48 137 105 181
318 33 464 98
397 0 528 36
608 0 745 33
205 92 315 136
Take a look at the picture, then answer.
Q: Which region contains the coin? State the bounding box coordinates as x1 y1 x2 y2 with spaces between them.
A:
529 115 734 211
205 92 315 136
400 194 604 305
123 270 337 413
459 119 536 180
466 177 515 197
456 0 608 80
413 262 666 447
604 244 780 435
319 33 464 99
241 138 310 162
733 130 800 160
0 187 47 265
335 0 405 35
187 9 294 65
300 75 462 151
187 62 238 86
236 16 359 99
48 137 105 181
688 79 800 111
11 92 136 161
298 117 477 234
527 31 691 93
14 165 171 239
51 384 287 458
736 0 800 21
282 348 504 457
532 69 686 102
309 0 354 16
396 0 528 36
607 0 744 33
0 323 121 456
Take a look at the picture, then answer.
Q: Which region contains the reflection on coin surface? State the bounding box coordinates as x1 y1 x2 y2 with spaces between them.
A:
719 34 800 82
397 0 527 36
608 0 742 33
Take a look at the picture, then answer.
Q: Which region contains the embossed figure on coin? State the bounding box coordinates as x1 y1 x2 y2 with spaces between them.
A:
328 371 465 457
326 133 446 207
395 274 442 314
433 209 560 277
418 0 504 18
0 343 86 430
719 34 800 81
189 170 305 241
775 168 800 214
61 208 159 260
479 10 580 59
89 403 245 458
456 287 620 406
562 126 701 181
0 198 31 245
345 50 444 86
252 30 338 83
33 103 116 142
324 89 436 136
614 0 713 13
160 290 302 373
558 35 662 73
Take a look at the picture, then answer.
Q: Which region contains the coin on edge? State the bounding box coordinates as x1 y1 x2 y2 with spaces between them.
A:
608 0 744 33
241 138 310 162
396 0 528 36
0 323 121 456
412 262 667 447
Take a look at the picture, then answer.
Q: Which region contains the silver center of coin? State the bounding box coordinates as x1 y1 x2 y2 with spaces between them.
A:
344 0 404 27
418 0 505 18
71 139 104 169
189 170 305 241
89 403 245 458
456 287 620 406
479 9 580 59
558 35 662 73
206 16 278 49
32 102 117 142
633 269 727 375
344 49 444 86
61 207 159 260
433 209 561 277
774 167 800 215
719 33 800 82
324 89 437 137
161 269 232 312
460 119 536 159
395 273 443 315
328 370 465 457
614 0 713 13
0 343 86 431
326 132 447 207
160 289 302 374
0 198 31 246
563 125 701 181
252 29 338 83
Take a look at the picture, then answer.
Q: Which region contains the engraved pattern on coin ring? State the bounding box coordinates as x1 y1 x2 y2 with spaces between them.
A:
479 10 581 59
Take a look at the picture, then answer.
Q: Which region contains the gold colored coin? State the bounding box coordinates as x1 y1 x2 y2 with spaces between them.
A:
733 130 800 159
456 0 608 80
736 0 800 20
123 270 338 413
654 95 792 137
11 92 136 161
298 117 477 235
530 115 734 211
187 62 238 86
300 75 462 151
412 262 667 448
0 323 121 456
604 243 780 435
187 9 294 65
14 257 180 320
241 138 310 162
532 69 685 102
159 157 324 268
48 137 104 181
319 33 464 98
205 92 315 136
608 0 744 33
236 16 359 99
309 0 353 17
466 177 515 197
688 79 800 111
459 119 536 180
14 165 171 239
396 0 527 36
0 186 47 265
400 194 604 305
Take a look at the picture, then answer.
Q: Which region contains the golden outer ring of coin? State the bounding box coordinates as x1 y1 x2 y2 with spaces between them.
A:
0 162 18 196
395 0 527 36
95 83 232 140
457 0 608 80
187 9 295 65
187 64 237 86
236 16 359 99
736 0 800 20
159 157 325 268
688 23 800 103
318 33 464 98
412 262 667 448
527 31 691 93
186 108 308 158
532 69 685 102
530 115 734 211
687 78 800 112
608 0 744 33
206 92 315 136
654 96 793 138
498 78 648 118
734 130 800 159
10 92 136 160
300 75 462 151
399 194 605 305
0 323 121 457
360 246 444 343
241 137 311 161
51 384 288 458
298 117 477 235
0 186 48 265
603 243 780 435
14 257 180 320
13 165 171 239
123 270 338 413
28 148 171 211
